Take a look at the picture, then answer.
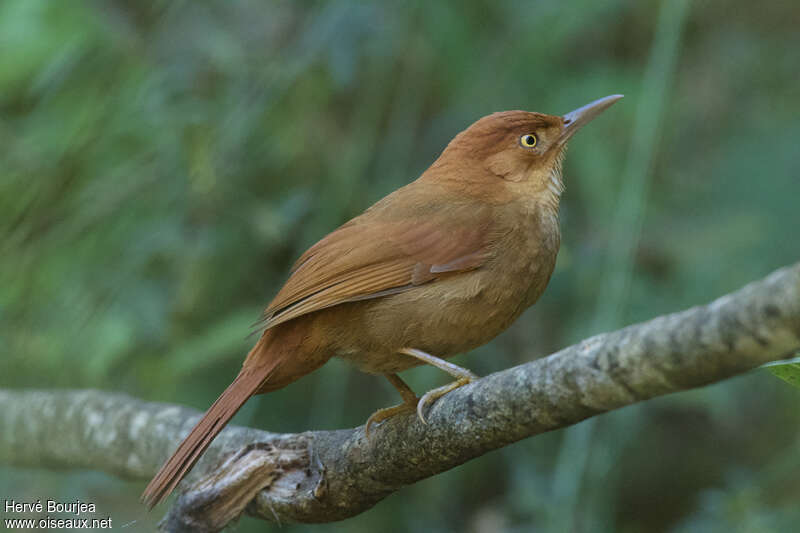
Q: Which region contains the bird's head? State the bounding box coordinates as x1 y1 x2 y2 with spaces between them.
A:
428 95 623 208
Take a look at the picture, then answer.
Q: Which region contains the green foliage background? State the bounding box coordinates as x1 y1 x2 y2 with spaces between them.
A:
1 0 799 531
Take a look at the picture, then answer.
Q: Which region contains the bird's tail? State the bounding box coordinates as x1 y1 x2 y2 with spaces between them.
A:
140 359 275 509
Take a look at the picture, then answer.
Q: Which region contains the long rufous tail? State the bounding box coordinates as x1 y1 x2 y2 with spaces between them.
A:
140 362 274 508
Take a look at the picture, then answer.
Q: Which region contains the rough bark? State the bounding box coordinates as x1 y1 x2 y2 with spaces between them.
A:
1 262 799 531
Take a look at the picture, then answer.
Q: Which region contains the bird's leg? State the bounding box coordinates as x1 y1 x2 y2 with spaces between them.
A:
365 373 419 437
398 347 479 424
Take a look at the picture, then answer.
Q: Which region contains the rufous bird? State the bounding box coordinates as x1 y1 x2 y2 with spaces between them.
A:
141 94 623 508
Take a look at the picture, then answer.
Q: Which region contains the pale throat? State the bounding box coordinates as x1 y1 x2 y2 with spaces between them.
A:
547 165 565 198
541 153 565 214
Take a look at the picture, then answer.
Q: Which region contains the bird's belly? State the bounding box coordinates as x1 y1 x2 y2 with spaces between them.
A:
330 256 553 375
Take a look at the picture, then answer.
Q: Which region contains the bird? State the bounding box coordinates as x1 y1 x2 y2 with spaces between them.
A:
141 94 623 508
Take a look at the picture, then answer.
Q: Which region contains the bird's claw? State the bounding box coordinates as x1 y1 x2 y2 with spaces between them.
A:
365 400 417 438
415 375 477 424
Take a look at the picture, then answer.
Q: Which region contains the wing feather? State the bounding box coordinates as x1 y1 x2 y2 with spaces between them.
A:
260 198 498 330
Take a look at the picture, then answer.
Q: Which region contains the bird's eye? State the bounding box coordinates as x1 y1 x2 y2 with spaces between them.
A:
519 133 538 148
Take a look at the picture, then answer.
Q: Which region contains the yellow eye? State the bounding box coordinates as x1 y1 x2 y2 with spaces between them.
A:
519 133 538 148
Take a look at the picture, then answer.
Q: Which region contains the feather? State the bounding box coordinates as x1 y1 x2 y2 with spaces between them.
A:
259 190 499 330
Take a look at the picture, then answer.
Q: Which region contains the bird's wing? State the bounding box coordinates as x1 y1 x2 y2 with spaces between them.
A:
260 200 498 330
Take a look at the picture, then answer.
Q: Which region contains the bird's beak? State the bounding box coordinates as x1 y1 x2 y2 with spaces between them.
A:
559 94 623 144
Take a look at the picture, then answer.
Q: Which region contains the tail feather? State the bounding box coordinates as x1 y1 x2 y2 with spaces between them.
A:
140 366 272 508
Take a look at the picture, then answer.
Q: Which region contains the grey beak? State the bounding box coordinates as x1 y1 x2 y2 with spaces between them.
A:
559 94 623 143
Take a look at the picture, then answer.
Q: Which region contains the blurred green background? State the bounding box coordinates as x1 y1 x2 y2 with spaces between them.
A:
1 0 799 531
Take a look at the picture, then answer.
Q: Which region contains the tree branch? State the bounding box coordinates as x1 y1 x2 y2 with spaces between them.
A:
2 263 799 531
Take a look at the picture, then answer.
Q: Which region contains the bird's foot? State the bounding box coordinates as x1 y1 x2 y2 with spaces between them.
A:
365 400 417 438
416 373 477 424
397 348 479 424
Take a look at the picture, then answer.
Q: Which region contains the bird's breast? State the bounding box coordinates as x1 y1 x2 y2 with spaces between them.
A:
330 204 561 374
